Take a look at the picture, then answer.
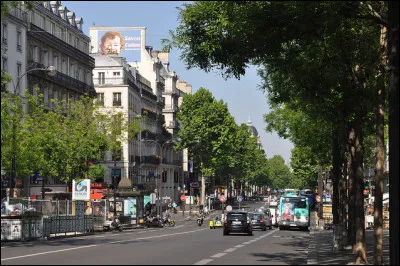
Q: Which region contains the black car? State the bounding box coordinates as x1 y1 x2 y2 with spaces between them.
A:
223 210 253 236
248 212 267 231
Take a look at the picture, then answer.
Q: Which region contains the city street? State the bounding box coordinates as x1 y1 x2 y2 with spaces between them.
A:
1 202 309 265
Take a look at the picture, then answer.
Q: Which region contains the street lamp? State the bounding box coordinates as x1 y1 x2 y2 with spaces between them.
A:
141 139 173 216
8 65 57 200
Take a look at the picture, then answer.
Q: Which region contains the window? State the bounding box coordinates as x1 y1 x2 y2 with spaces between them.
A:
113 72 120 76
1 57 7 91
162 171 167 183
75 37 79 48
60 28 65 41
96 93 104 106
70 63 74 76
113 93 121 106
43 50 48 66
174 172 178 183
1 23 7 44
50 22 55 35
98 72 105 84
53 56 58 70
69 33 72 44
17 30 22 51
40 15 45 29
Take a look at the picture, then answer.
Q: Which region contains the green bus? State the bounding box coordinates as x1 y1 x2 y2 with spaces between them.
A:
278 196 310 231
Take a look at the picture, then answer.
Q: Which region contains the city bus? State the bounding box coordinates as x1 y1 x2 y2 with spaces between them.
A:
283 188 298 197
278 196 310 231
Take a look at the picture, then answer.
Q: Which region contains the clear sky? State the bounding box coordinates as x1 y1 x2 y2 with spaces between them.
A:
63 1 294 165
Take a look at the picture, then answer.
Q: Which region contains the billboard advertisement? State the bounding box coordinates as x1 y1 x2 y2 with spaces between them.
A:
94 28 143 62
124 198 137 219
72 179 91 200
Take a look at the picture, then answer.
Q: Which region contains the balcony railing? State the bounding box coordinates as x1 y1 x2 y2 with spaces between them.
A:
163 104 179 112
94 77 125 86
9 6 28 22
28 62 96 96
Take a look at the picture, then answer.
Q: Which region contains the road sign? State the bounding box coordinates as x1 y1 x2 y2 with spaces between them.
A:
237 195 243 202
209 194 215 198
180 195 186 201
219 195 226 202
226 205 232 211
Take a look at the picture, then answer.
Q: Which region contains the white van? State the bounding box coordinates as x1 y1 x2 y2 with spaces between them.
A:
267 207 278 226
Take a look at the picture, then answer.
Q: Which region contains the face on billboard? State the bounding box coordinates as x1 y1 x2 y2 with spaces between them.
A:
98 29 141 62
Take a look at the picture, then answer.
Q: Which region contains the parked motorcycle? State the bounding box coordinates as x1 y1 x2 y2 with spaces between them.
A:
103 217 123 232
161 214 175 227
145 215 164 228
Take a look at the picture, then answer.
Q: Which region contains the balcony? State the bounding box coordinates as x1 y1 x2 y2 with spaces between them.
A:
94 77 125 86
28 24 95 68
163 104 179 112
9 6 28 23
28 62 96 96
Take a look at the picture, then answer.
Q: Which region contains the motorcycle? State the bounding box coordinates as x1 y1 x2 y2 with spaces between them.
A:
161 214 175 227
145 215 164 228
103 217 123 232
196 214 204 226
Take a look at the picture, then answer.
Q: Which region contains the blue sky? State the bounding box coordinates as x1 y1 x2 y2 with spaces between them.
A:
63 1 294 165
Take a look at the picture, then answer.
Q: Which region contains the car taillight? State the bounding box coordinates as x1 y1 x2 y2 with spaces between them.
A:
224 219 227 224
260 219 264 223
269 218 272 222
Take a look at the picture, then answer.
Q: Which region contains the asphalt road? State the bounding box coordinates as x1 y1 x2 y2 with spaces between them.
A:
1 202 310 265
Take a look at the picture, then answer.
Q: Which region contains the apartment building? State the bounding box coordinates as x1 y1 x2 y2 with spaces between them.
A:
1 1 95 197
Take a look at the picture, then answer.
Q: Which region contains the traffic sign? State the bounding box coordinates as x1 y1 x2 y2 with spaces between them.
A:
219 195 226 202
226 205 232 211
237 195 243 202
209 194 215 199
180 195 186 201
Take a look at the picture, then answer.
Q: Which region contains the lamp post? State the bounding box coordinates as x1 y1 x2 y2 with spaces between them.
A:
141 139 173 216
8 66 57 200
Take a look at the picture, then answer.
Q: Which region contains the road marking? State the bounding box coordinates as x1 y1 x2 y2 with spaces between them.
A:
193 259 214 265
1 245 99 261
223 248 237 253
1 228 207 261
242 241 252 245
235 244 245 248
211 253 226 258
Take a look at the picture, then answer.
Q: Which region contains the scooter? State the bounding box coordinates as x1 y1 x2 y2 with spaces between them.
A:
197 215 204 226
103 217 123 232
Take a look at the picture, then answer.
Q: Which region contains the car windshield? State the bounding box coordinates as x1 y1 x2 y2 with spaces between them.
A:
227 213 247 220
249 213 263 220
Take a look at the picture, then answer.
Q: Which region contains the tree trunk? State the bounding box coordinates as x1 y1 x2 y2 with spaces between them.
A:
332 127 341 225
341 157 348 245
347 125 356 246
387 2 399 265
349 116 368 264
374 14 387 264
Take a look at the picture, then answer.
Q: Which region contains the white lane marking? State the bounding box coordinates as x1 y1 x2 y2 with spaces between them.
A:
193 259 214 265
210 253 226 258
235 244 245 248
223 248 237 253
1 244 99 261
1 228 206 261
242 241 252 245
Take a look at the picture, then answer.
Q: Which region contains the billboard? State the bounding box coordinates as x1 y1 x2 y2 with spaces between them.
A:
72 179 91 200
92 27 144 62
124 198 137 219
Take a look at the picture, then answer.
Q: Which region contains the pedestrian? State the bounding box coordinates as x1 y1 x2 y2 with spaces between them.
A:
172 201 177 214
203 205 208 215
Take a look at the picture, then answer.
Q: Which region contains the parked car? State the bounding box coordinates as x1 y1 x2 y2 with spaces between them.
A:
248 212 267 231
223 210 253 236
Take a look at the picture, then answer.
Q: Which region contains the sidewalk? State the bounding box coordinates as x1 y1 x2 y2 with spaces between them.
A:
307 226 390 265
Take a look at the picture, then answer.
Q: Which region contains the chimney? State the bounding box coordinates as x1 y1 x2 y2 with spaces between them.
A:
145 46 153 55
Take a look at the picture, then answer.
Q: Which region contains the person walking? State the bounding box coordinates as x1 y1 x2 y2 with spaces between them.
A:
172 201 177 214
